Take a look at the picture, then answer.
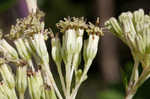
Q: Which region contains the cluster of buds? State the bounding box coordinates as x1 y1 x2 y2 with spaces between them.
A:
105 9 150 99
50 17 103 99
0 0 102 99
0 7 58 99
105 9 150 67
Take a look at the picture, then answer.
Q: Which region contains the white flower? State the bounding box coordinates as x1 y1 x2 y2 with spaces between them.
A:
64 29 76 55
0 39 18 61
0 82 17 99
0 64 15 89
83 34 99 63
28 70 44 99
75 29 84 53
30 34 49 64
16 66 27 94
51 37 62 64
14 38 31 61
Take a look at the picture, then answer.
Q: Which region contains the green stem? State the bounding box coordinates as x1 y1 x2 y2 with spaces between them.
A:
56 62 66 96
125 65 150 99
125 93 134 99
125 59 139 99
42 62 62 99
71 59 92 99
128 59 139 88
19 93 24 99
65 55 72 99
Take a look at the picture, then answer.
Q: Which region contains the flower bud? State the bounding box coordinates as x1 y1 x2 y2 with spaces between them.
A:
44 85 57 99
0 82 17 99
64 29 76 54
14 38 31 61
0 91 7 99
56 17 87 58
73 53 81 70
28 70 44 99
106 9 150 67
119 12 136 43
51 36 62 64
30 34 49 64
74 29 84 53
60 36 68 65
0 39 18 61
105 17 123 38
16 66 27 94
83 34 99 63
0 64 15 89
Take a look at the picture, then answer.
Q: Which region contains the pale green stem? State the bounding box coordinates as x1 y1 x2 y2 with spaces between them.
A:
125 59 139 99
65 55 72 99
71 59 92 99
70 53 79 85
56 62 66 96
42 62 62 99
12 89 18 99
19 93 24 99
125 93 134 99
127 59 139 90
126 64 150 99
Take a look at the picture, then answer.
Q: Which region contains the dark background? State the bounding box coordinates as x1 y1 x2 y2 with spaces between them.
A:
1 0 150 99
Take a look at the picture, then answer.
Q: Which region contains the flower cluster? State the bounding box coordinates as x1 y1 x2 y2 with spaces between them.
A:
105 9 150 99
0 1 102 99
52 17 103 99
105 9 150 67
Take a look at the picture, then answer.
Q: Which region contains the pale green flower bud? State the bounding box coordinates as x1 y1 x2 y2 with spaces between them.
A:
0 91 7 99
61 36 68 64
44 85 57 99
83 34 99 63
75 69 82 84
106 9 150 68
14 38 31 61
64 29 76 54
0 64 15 89
51 36 62 64
30 34 49 64
73 53 81 70
28 70 44 99
75 29 84 53
119 12 136 44
16 66 27 94
0 82 17 99
83 18 102 63
105 17 123 39
0 39 18 61
133 9 144 25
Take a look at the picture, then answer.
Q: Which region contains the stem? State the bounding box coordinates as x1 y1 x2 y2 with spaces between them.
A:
125 93 134 99
65 55 72 99
125 64 150 99
128 59 139 87
125 59 139 99
56 62 66 96
19 93 24 99
42 62 62 99
70 54 79 85
71 59 92 99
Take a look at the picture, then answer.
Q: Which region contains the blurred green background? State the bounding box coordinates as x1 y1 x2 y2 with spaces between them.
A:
1 0 150 99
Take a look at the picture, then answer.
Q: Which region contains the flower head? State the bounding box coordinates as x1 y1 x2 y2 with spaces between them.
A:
105 9 150 67
84 18 103 63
